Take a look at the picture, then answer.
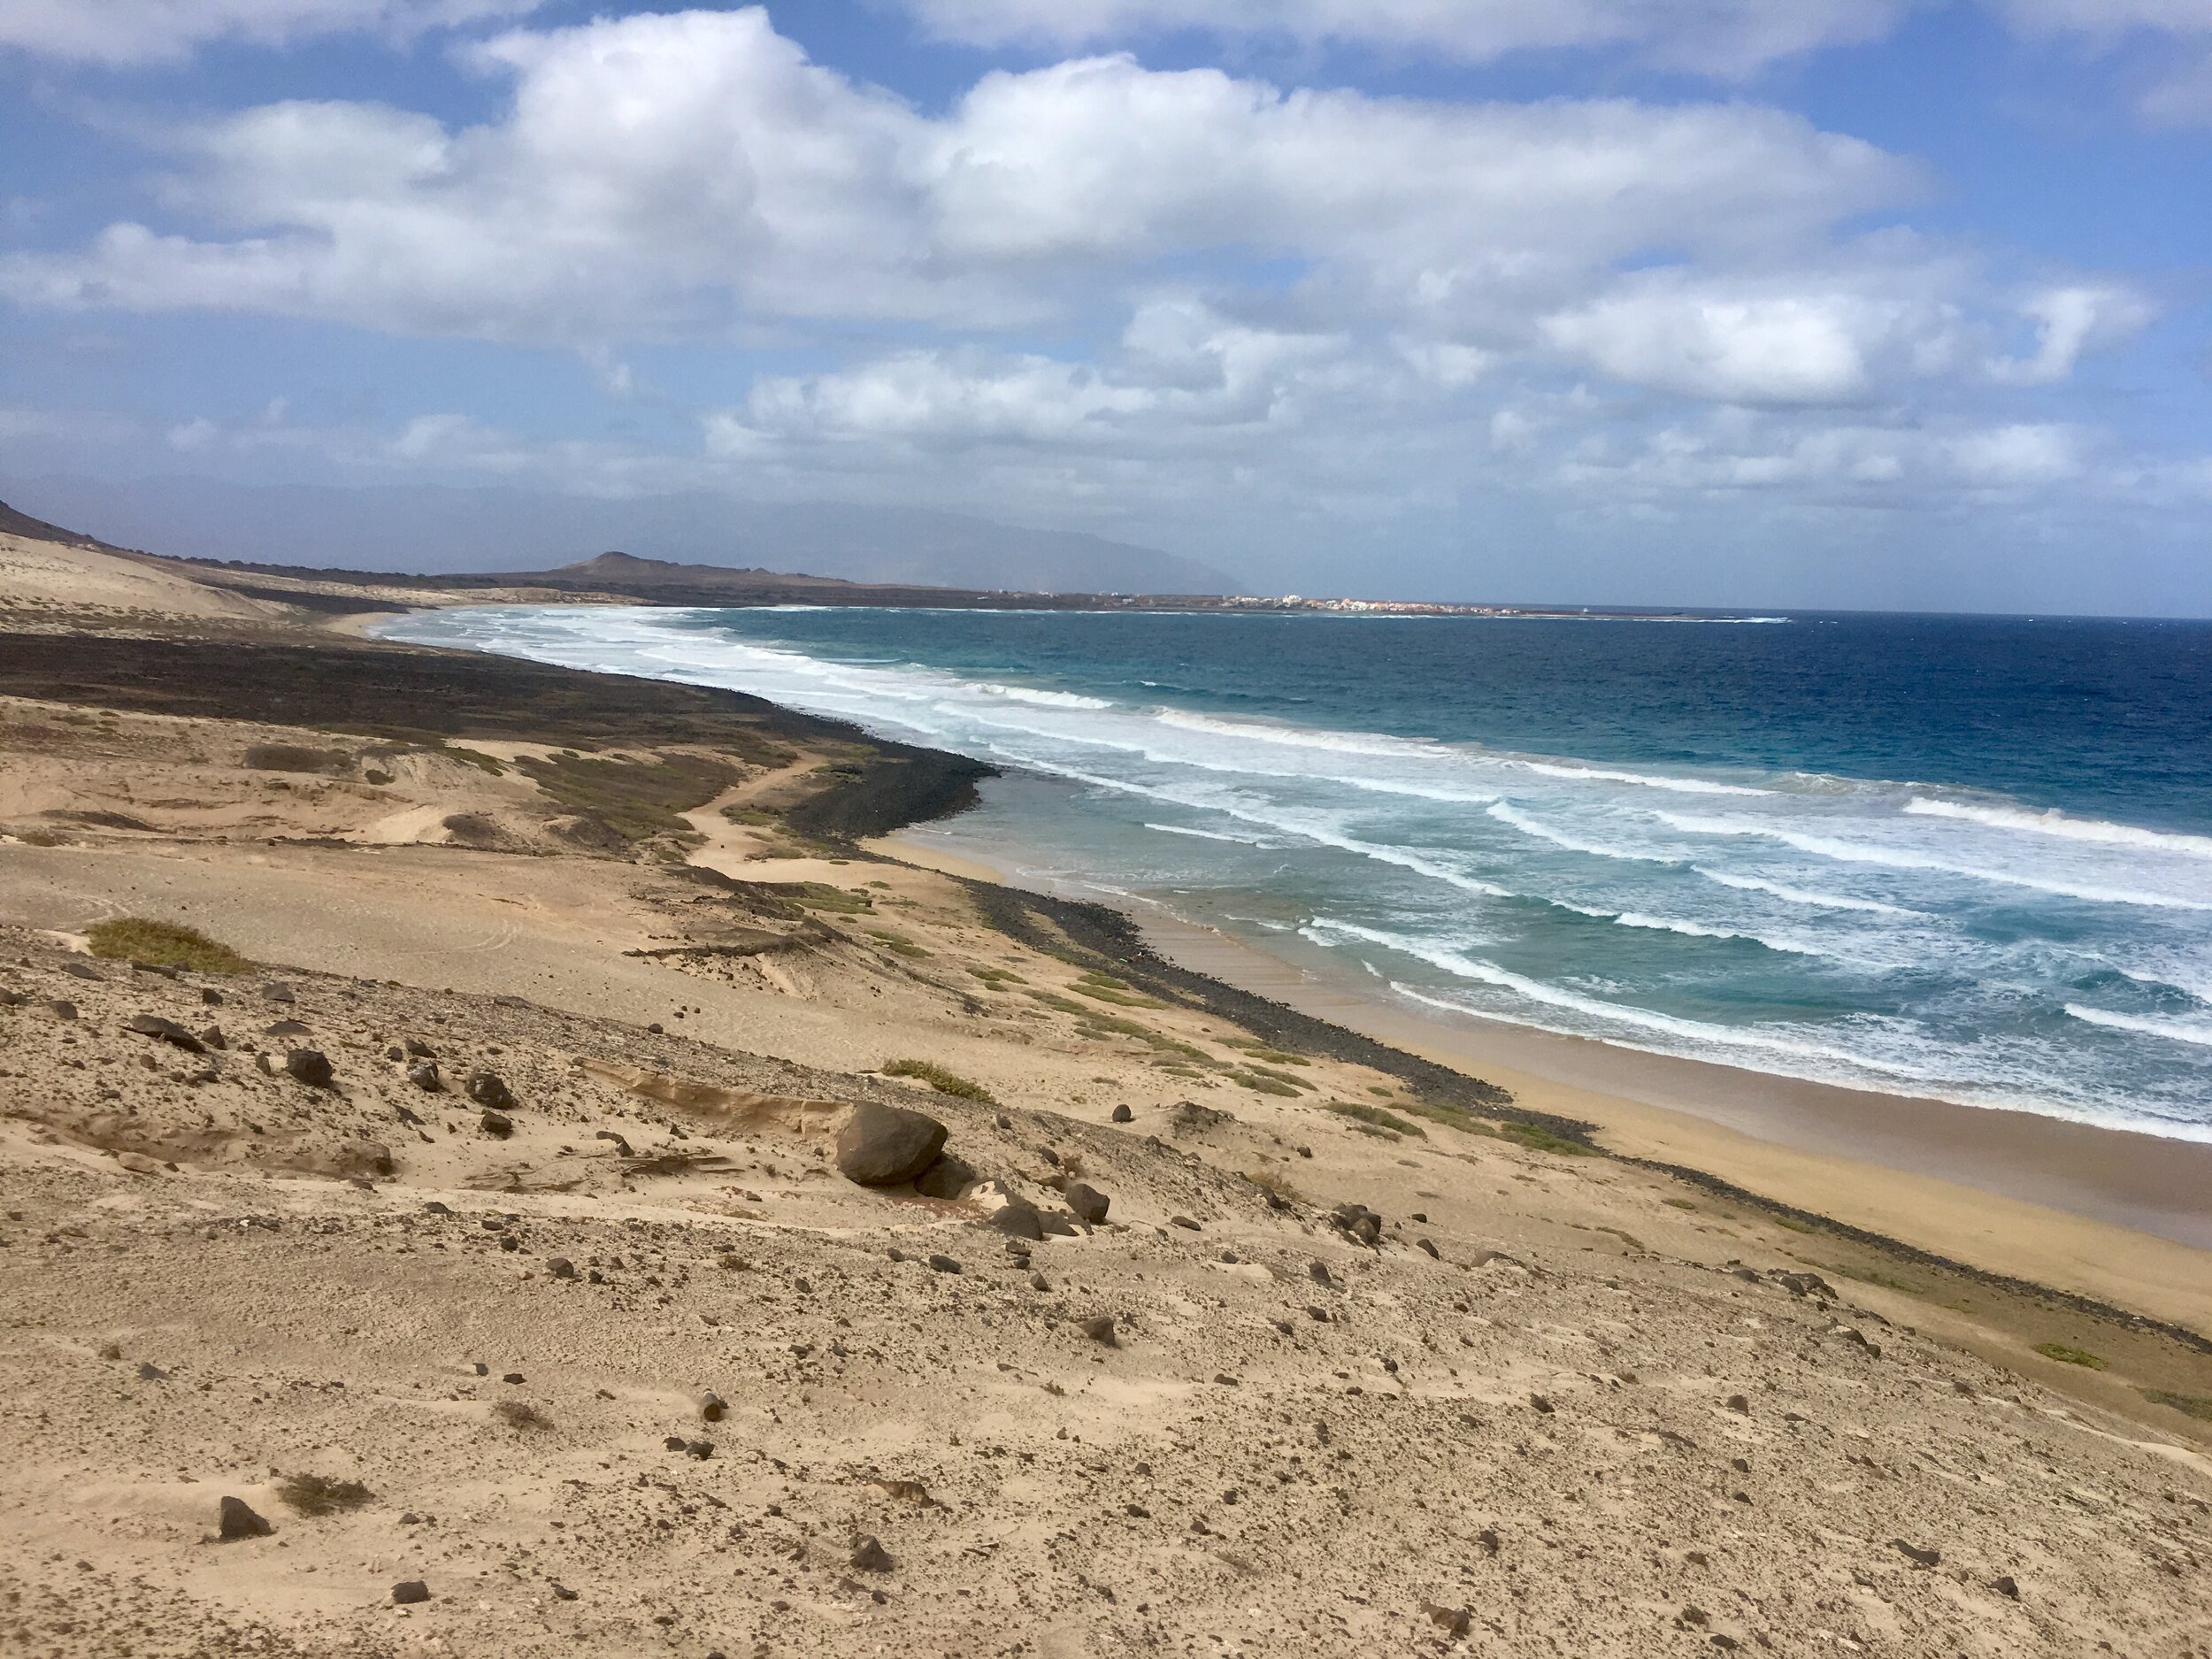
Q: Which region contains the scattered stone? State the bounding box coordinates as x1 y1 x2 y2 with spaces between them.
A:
199 987 224 1006
546 1257 577 1279
550 1582 579 1601
1892 1540 1939 1569
926 1254 963 1275
1169 1215 1201 1231
701 1390 728 1422
115 1151 165 1176
985 1194 1046 1241
1078 1314 1118 1347
465 1070 518 1112
502 1372 525 1385
1425 1604 1472 1639
1309 1260 1332 1285
1409 1211 1428 1223
480 1110 514 1139
97 1342 122 1361
1724 1394 1751 1415
391 1580 431 1605
913 1153 979 1200
136 1362 170 1381
836 1100 949 1187
1169 1101 1232 1136
263 983 296 1004
594 1129 633 1156
1028 1271 1048 1291
1415 1238 1440 1259
851 1536 895 1574
1110 1104 1133 1123
46 999 77 1021
385 1043 404 1061
124 1013 205 1053
218 1496 273 1541
265 1019 310 1037
1330 1203 1384 1247
1064 1180 1110 1225
1529 1394 1554 1414
61 961 102 981
407 1061 442 1091
683 1439 714 1460
1305 1306 1331 1323
283 1048 334 1088
1993 1575 2020 1600
199 1025 226 1049
1775 1271 1838 1301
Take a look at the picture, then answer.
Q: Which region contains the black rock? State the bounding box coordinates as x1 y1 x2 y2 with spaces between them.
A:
465 1071 518 1112
61 961 102 980
218 1496 273 1540
926 1253 963 1275
199 1025 226 1049
1529 1394 1554 1414
404 1038 436 1058
594 1128 633 1156
283 1048 334 1088
1064 1181 1110 1226
502 1372 524 1385
385 1044 405 1062
1169 1215 1201 1231
550 1581 578 1601
546 1257 577 1279
985 1194 1046 1241
125 1014 205 1053
47 999 77 1020
1993 1574 2019 1599
1725 1394 1751 1414
1078 1314 1118 1347
136 1362 170 1381
912 1153 978 1200
701 1390 728 1422
1309 1260 1332 1285
480 1110 514 1139
265 1018 310 1037
1892 1540 1940 1569
1110 1103 1133 1123
199 987 223 1006
1329 1203 1383 1247
850 1536 895 1574
835 1100 949 1187
1415 1238 1440 1259
391 1579 431 1605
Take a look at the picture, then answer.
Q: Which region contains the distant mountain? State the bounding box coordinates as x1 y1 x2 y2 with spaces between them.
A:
0 476 1240 596
0 496 112 550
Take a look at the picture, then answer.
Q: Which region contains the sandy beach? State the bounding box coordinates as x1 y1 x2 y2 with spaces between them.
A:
2 526 2208 1656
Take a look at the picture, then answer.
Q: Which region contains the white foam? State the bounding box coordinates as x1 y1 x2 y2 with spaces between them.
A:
1145 822 1265 845
1693 867 1920 917
1153 708 1441 758
1302 918 1928 1077
1659 812 2212 912
1486 802 1679 864
2063 1004 2212 1049
965 681 1114 710
1517 760 1770 796
1906 796 2212 860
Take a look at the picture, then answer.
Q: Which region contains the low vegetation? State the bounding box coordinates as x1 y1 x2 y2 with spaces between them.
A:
2033 1341 2108 1371
242 742 350 773
513 749 737 843
276 1472 374 1516
492 1400 553 1431
2142 1389 2212 1420
880 1058 996 1103
86 918 251 974
868 929 931 959
1325 1100 1425 1138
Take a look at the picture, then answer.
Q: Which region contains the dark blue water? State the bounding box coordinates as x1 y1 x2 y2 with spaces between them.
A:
383 604 2212 1139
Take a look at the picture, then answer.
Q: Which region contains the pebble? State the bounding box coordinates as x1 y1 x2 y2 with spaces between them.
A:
480 1110 514 1139
465 1070 518 1112
1078 1314 1118 1347
1110 1104 1133 1123
851 1537 895 1574
547 1257 577 1279
391 1580 431 1605
926 1254 963 1274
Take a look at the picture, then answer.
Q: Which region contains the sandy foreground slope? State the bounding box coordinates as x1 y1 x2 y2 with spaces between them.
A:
1 534 2208 1657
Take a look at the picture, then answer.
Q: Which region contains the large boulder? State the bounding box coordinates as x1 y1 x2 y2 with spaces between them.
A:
1064 1181 1110 1226
837 1100 949 1187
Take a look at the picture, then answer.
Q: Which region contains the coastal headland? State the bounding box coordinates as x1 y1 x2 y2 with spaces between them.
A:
1 514 2207 1656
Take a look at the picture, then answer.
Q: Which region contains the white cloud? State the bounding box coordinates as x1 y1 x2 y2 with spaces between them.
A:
0 12 1918 347
899 0 1924 77
1988 284 2155 384
0 0 540 65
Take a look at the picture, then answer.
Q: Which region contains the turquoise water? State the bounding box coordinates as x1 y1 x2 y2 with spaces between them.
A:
382 604 2212 1141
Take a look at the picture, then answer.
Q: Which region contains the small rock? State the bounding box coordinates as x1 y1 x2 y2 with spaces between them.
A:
404 1038 435 1058
391 1579 431 1605
684 1438 714 1460
1329 1202 1383 1247
647 1022 664 1034
913 1153 978 1200
61 961 102 981
1415 1238 1440 1259
546 1257 577 1280
851 1536 894 1574
1724 1394 1750 1415
1992 1574 2019 1599
550 1581 578 1601
1305 1305 1331 1322
502 1372 525 1385
1308 1260 1332 1285
199 1025 226 1049
407 1061 442 1091
1169 1215 1201 1231
926 1254 963 1275
218 1496 273 1541
465 1071 517 1112
480 1110 514 1140
1110 1104 1133 1123
115 1151 164 1176
836 1100 949 1187
1425 1604 1472 1638
136 1361 170 1381
1028 1271 1048 1291
1528 1394 1553 1414
125 1013 205 1054
47 999 77 1021
263 982 296 1004
1892 1540 1939 1569
97 1342 122 1361
199 987 224 1006
265 1018 311 1037
1064 1180 1110 1225
700 1390 728 1422
385 1044 404 1062
283 1048 334 1088
1078 1314 1118 1347
593 1129 633 1156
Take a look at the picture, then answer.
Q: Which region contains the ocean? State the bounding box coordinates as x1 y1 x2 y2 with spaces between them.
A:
380 604 2212 1143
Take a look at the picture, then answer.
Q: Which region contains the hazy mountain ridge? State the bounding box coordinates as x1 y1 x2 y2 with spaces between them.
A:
0 476 1240 595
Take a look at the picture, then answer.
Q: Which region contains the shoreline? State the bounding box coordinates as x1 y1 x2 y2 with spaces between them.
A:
879 826 2212 1337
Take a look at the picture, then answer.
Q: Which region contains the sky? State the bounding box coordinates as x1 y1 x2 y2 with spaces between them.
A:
2 1 2210 612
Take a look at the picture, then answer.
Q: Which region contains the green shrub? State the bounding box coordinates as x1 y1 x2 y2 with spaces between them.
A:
276 1473 373 1516
86 918 251 974
880 1059 996 1103
2033 1342 2108 1371
2142 1389 2212 1420
1325 1100 1425 1138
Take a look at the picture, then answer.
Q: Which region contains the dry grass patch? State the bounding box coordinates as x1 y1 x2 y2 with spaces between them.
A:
276 1473 374 1516
881 1058 996 1103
